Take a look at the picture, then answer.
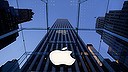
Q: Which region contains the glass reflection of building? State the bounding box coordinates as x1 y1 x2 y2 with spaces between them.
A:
96 1 128 69
21 19 114 72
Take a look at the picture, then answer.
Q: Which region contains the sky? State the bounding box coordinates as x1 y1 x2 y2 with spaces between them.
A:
0 0 126 66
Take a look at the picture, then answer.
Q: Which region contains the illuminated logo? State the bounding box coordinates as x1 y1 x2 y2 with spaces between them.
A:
56 30 67 35
49 47 75 65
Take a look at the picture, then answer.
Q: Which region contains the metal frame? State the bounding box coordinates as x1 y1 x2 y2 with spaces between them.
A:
0 28 103 40
41 0 49 32
1 28 128 43
1 0 126 71
76 0 87 33
16 0 27 52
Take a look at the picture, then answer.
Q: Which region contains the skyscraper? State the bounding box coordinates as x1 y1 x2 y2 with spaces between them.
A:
96 1 128 68
0 59 20 72
95 17 105 35
21 19 114 72
0 0 34 49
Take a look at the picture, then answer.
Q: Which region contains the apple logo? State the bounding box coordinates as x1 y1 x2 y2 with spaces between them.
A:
49 47 75 65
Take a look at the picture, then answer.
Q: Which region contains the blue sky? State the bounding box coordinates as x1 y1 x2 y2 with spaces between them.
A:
0 0 126 66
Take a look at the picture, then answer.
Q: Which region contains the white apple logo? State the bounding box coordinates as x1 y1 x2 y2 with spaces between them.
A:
49 47 75 65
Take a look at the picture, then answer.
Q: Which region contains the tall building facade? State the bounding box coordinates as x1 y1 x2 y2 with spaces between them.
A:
95 17 105 35
21 19 114 72
0 0 34 49
0 59 20 72
96 1 128 68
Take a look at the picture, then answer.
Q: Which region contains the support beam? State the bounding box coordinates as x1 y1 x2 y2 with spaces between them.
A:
76 0 81 33
0 28 103 40
46 1 49 32
76 0 87 33
0 29 23 40
22 28 103 30
41 0 49 32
